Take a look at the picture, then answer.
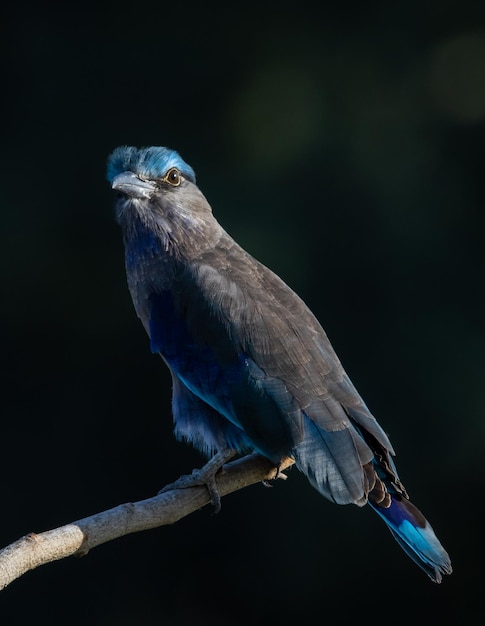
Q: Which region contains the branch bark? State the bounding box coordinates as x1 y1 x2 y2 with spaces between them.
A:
0 453 294 591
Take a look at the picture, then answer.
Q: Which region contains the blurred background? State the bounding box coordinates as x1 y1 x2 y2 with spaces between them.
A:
1 1 484 623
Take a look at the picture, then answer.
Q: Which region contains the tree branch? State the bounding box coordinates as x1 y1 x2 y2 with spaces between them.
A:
0 453 294 591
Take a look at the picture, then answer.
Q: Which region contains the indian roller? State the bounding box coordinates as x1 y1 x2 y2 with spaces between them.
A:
107 145 452 583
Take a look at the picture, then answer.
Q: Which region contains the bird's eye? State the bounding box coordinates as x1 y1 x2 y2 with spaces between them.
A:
164 167 181 186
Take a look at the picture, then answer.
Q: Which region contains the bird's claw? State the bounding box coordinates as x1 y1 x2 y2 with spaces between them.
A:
262 462 289 487
158 448 237 513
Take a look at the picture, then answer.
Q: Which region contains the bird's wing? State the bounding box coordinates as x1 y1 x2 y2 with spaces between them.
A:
188 237 401 504
194 238 392 443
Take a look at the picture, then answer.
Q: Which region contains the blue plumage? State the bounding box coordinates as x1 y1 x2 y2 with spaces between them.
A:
108 145 196 185
370 496 451 582
108 145 452 583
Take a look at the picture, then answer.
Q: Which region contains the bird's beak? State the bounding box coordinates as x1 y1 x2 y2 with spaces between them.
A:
111 171 156 199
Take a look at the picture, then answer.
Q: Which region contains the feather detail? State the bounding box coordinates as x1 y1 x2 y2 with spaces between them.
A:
370 495 452 583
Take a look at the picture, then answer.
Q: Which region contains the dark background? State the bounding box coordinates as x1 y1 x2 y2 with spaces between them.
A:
1 1 484 624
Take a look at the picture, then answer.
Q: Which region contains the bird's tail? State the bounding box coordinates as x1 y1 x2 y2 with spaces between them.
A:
369 494 452 583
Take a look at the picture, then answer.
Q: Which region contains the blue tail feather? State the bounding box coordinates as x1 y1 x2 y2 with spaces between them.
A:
369 495 452 583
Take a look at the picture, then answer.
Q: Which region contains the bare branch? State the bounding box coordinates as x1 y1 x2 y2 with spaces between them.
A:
0 453 294 591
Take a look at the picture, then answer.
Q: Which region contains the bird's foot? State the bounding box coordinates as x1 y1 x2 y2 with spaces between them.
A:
158 448 237 513
262 459 291 487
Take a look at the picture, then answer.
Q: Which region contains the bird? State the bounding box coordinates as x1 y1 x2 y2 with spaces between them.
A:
107 145 452 583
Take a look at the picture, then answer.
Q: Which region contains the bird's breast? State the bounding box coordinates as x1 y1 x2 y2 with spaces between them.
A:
148 289 242 409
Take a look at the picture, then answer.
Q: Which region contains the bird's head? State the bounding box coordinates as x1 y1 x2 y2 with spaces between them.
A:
107 145 196 196
107 146 222 256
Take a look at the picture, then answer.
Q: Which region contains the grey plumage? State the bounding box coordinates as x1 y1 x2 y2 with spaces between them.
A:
108 145 452 582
